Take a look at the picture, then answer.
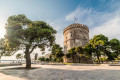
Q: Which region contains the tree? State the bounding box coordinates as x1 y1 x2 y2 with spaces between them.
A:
49 55 52 61
34 53 38 60
109 38 120 53
39 57 45 61
16 53 22 59
34 53 38 64
51 44 61 57
0 38 11 62
51 44 64 62
90 34 108 63
0 38 5 62
16 53 23 62
83 43 94 57
68 47 76 63
55 48 64 62
75 46 84 62
105 39 120 60
5 14 56 68
45 58 50 62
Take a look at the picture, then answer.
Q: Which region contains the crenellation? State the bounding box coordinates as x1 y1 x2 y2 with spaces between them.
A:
63 24 89 34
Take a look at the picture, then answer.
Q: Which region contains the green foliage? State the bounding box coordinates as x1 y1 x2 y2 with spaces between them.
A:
75 46 83 55
52 58 57 62
107 52 118 60
24 54 26 59
109 38 120 53
89 34 108 63
5 14 56 51
83 43 94 57
5 14 57 68
16 53 22 59
51 44 64 62
0 38 11 58
67 47 76 63
90 34 108 48
68 47 76 56
45 58 50 62
0 38 5 57
65 34 120 63
66 54 71 58
39 57 52 62
105 38 120 60
39 57 45 61
49 55 52 61
51 44 61 55
99 57 107 62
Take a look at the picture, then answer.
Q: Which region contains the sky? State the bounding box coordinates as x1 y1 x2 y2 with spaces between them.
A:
0 0 120 60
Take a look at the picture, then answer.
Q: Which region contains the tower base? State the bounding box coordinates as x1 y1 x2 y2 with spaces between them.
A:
63 55 93 63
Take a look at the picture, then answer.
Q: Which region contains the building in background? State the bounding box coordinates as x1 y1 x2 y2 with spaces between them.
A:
63 23 89 54
63 23 92 63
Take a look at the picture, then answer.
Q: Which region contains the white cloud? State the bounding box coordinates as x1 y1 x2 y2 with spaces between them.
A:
65 6 88 21
47 20 65 47
65 7 97 27
65 6 120 40
90 15 120 40
49 22 61 31
55 33 64 47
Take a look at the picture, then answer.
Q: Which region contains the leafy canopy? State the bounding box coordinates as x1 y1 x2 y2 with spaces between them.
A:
5 14 57 52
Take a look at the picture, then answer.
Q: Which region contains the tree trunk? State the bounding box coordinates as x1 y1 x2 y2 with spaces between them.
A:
59 58 61 62
25 45 31 68
0 56 1 63
96 46 100 64
25 52 31 68
79 56 80 63
72 55 74 63
97 55 100 64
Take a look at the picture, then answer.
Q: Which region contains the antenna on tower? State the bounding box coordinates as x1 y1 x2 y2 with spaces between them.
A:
74 17 77 23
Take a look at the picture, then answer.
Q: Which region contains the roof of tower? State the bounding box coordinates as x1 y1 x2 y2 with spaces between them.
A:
63 23 89 33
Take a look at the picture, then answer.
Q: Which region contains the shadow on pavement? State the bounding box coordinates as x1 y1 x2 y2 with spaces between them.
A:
0 67 120 80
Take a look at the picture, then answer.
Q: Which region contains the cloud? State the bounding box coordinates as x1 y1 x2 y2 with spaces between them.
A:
65 5 120 40
65 6 88 21
65 7 98 27
90 15 120 40
49 22 61 31
55 33 64 47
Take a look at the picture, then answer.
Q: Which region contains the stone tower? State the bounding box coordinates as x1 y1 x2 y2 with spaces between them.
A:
63 23 89 54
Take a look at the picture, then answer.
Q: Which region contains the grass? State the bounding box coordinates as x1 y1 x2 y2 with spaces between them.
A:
63 63 73 65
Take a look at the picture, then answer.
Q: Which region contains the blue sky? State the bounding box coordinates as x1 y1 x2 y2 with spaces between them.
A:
0 0 120 59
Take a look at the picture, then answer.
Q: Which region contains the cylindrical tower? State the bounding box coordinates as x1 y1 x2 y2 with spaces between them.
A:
63 23 89 54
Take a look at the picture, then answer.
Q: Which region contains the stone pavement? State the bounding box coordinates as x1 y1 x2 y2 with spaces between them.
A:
0 64 120 80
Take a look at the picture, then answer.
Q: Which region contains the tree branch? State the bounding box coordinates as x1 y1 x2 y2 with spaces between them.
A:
29 45 37 54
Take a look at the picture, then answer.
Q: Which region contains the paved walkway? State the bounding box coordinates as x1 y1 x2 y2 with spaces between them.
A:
0 64 120 80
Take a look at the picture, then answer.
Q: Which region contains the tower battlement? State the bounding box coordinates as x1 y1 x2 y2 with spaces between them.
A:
63 23 89 34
